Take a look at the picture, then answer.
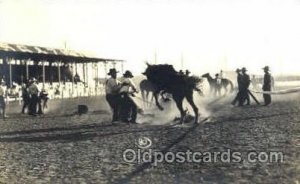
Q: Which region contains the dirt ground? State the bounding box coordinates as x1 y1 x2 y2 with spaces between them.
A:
0 91 299 184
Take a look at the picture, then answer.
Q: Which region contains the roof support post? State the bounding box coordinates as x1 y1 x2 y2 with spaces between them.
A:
83 63 86 84
58 61 61 85
72 62 75 97
42 61 45 87
25 60 29 80
121 62 124 73
9 58 12 88
96 63 99 86
86 63 88 86
104 61 107 79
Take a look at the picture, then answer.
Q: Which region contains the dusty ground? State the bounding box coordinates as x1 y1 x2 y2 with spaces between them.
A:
0 91 299 184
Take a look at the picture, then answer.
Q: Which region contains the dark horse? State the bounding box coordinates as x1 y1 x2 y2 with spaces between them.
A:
143 63 202 124
201 73 234 96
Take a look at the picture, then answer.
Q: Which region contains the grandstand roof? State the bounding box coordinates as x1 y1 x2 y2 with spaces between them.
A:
0 42 124 63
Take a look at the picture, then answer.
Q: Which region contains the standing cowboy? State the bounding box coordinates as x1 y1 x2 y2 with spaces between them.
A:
28 78 39 116
262 66 272 106
37 88 49 114
21 82 30 114
231 68 242 106
105 68 121 123
0 81 7 119
119 70 139 124
239 67 250 106
215 73 222 96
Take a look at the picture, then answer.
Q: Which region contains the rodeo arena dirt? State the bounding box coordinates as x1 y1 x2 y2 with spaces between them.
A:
0 43 298 184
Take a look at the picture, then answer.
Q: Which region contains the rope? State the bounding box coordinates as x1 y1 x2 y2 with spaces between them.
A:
250 86 300 95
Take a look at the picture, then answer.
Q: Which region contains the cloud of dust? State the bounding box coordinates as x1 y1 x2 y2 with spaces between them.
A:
135 92 211 125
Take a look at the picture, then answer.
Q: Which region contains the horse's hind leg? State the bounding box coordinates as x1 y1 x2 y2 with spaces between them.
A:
174 96 186 124
141 90 146 109
150 92 154 107
154 90 164 111
224 85 228 96
186 93 199 124
145 91 150 107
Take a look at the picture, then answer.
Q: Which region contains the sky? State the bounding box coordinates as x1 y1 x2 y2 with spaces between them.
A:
1 0 300 76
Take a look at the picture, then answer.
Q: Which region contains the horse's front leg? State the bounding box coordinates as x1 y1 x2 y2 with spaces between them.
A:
154 90 164 111
186 93 199 124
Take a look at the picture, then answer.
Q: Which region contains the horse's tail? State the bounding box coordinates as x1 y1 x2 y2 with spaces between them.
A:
229 80 234 92
139 81 146 100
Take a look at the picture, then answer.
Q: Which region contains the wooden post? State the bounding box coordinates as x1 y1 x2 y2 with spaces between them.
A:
121 62 124 73
42 61 45 87
9 58 12 88
104 61 107 79
58 61 61 85
83 63 86 84
86 63 88 86
25 60 29 80
72 62 75 97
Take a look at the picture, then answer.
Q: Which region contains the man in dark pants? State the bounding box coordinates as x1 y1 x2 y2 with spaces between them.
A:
28 78 39 116
231 68 242 105
215 73 222 96
105 68 121 123
239 67 250 106
262 66 272 106
119 70 139 124
21 82 30 114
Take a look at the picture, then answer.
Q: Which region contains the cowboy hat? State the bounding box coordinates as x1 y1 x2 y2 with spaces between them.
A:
0 80 5 85
262 66 270 71
29 77 37 82
107 68 118 75
241 67 247 72
235 68 241 72
123 70 134 78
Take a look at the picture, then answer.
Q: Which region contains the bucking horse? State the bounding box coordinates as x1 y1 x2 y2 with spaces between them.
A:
142 63 202 124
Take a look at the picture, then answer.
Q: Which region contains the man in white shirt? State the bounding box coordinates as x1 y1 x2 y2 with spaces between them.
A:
119 70 139 124
28 78 39 116
0 81 7 119
105 68 121 122
215 73 222 96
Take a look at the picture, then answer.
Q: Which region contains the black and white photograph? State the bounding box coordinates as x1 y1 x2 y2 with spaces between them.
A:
0 0 300 183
